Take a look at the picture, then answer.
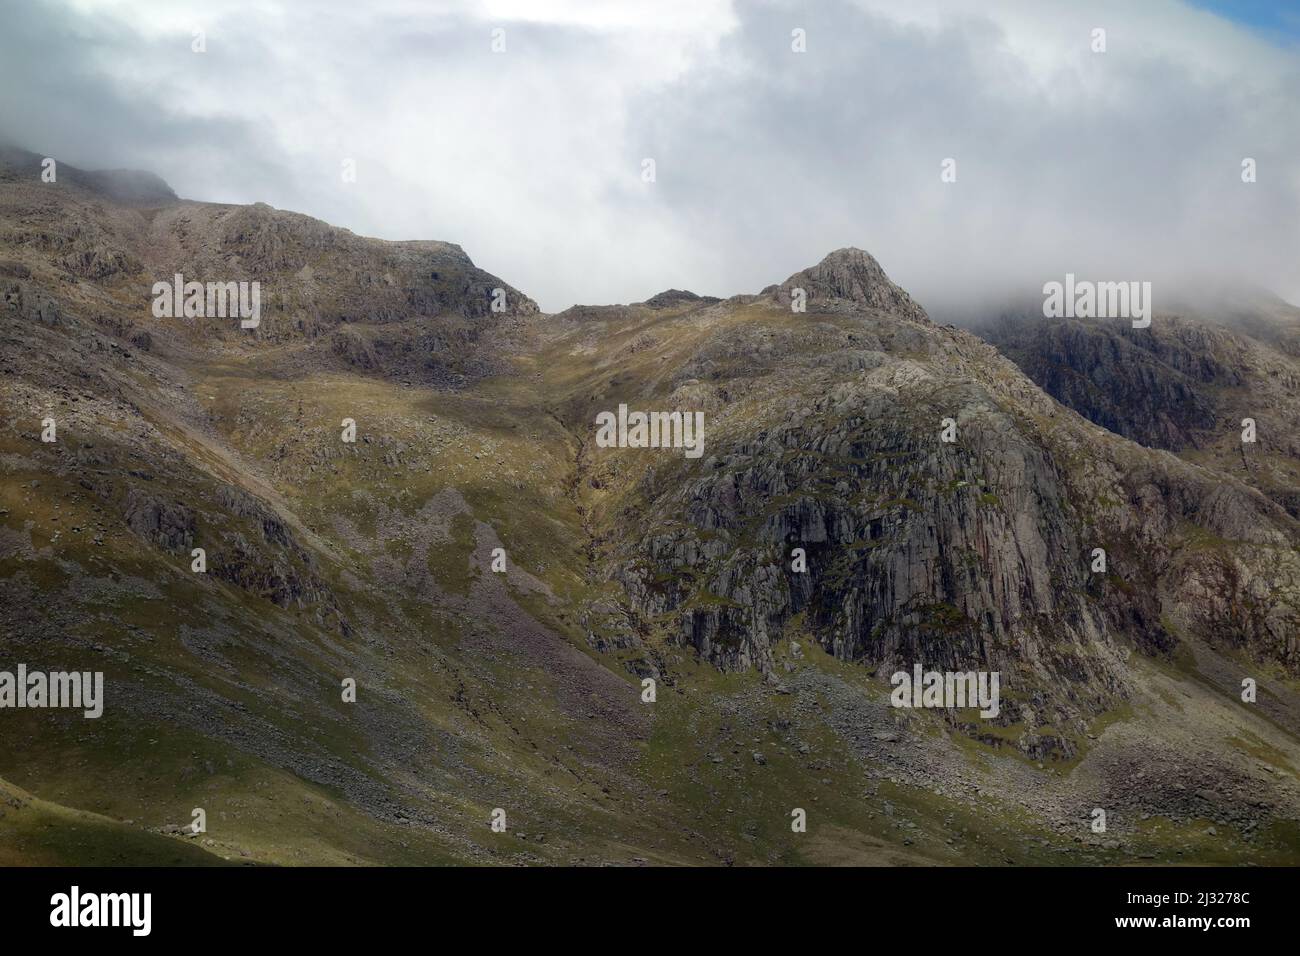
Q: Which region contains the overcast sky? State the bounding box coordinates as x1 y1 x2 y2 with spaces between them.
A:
2 0 1298 313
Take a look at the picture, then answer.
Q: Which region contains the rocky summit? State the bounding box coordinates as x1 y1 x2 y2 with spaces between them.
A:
2 152 1299 866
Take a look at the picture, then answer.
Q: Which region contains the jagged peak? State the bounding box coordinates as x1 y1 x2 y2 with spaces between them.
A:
814 246 886 271
765 246 930 323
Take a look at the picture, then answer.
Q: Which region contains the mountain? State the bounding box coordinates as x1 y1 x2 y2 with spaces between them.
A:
3 151 1299 866
976 299 1300 519
0 146 178 205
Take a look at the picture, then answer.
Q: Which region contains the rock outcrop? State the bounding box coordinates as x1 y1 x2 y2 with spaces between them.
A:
766 247 930 322
571 256 1300 752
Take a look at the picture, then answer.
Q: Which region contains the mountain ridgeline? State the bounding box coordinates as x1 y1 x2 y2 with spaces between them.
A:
2 151 1299 866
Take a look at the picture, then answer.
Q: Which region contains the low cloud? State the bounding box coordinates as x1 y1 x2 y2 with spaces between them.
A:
2 0 1296 313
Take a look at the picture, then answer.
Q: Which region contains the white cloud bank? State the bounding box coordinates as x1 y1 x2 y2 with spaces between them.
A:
3 0 1297 313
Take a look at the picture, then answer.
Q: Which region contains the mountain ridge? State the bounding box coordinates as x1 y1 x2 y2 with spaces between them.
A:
3 150 1300 866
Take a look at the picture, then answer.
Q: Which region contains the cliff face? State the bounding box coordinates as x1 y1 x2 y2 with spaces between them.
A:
548 253 1300 755
977 306 1300 520
978 317 1225 449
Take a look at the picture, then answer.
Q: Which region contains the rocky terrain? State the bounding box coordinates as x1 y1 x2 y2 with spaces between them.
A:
1 150 1298 866
978 302 1300 520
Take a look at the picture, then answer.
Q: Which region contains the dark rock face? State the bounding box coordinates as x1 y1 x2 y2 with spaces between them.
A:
613 362 1132 734
975 308 1300 521
124 486 195 552
120 480 350 635
978 317 1231 450
2 279 62 327
331 326 378 369
642 289 720 309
